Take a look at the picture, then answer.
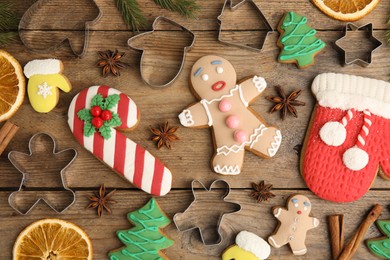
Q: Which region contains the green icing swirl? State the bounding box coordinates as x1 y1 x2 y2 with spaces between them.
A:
279 11 325 67
367 221 390 259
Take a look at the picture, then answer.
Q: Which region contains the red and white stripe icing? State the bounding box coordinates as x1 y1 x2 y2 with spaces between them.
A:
357 110 372 148
68 86 172 196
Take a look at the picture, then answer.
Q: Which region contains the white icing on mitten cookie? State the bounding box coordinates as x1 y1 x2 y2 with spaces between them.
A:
68 86 172 196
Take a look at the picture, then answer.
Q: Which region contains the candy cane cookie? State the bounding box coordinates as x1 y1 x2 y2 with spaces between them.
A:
68 86 172 196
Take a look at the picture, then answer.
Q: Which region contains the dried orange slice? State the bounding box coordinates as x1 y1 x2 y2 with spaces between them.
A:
0 50 25 122
311 0 381 21
13 219 93 260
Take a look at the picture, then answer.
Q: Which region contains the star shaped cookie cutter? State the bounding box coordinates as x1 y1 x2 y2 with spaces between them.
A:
173 179 241 245
8 133 77 214
334 23 382 67
218 0 273 52
128 16 195 88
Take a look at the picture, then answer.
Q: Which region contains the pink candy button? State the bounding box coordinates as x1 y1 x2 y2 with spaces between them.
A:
218 99 232 112
226 115 240 129
234 130 247 143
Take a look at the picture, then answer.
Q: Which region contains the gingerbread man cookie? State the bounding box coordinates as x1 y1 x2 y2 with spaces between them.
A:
178 55 282 175
268 194 319 255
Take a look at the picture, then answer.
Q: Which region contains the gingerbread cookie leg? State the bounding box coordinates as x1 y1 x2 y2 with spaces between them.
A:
68 86 172 196
268 231 289 249
249 126 281 158
289 239 307 255
212 148 245 175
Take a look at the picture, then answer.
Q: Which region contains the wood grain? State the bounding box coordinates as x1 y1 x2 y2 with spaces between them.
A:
1 0 390 259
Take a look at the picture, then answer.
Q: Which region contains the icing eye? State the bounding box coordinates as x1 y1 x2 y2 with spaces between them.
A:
216 66 223 74
303 202 311 207
201 74 209 81
294 203 299 207
304 206 308 211
291 199 298 203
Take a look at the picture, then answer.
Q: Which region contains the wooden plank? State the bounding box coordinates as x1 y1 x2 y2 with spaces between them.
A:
1 31 390 189
0 190 388 259
10 0 390 31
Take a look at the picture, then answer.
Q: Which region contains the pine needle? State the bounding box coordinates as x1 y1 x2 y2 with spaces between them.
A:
0 32 18 47
0 3 19 30
115 0 147 32
153 0 199 18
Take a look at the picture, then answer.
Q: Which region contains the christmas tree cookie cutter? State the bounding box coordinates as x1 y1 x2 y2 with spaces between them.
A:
128 16 195 88
334 23 382 67
19 0 102 57
173 179 241 245
217 0 273 52
8 133 77 214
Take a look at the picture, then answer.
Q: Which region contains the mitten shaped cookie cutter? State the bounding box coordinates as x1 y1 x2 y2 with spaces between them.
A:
218 0 273 52
19 0 102 57
173 179 241 245
334 23 382 67
8 133 77 214
128 16 195 88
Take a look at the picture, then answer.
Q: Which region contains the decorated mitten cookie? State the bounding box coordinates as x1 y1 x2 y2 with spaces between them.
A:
222 231 271 260
178 55 282 175
302 73 390 203
68 86 172 196
268 194 319 255
24 59 72 113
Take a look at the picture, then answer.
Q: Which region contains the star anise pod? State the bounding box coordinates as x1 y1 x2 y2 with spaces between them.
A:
150 121 179 149
266 85 305 120
251 180 275 203
97 49 127 77
87 184 117 217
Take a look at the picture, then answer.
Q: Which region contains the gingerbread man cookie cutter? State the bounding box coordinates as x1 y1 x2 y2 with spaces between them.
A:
334 23 382 67
173 179 241 246
19 0 102 57
128 16 195 88
218 0 273 52
8 133 77 214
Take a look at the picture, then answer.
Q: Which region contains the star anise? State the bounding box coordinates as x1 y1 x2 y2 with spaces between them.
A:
97 49 127 77
266 85 305 120
150 121 179 149
251 180 275 203
87 184 117 217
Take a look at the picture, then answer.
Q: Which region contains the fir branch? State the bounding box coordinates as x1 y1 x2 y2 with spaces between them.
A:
153 0 199 18
115 0 147 32
0 32 18 47
0 3 19 30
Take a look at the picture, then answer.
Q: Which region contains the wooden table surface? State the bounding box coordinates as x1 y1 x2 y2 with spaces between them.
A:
1 0 390 259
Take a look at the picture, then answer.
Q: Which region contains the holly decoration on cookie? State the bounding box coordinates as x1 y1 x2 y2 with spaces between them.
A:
366 220 390 259
108 198 174 259
278 12 325 68
77 94 122 139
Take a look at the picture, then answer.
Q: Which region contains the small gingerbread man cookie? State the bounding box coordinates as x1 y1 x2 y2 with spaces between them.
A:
268 194 319 255
178 55 282 175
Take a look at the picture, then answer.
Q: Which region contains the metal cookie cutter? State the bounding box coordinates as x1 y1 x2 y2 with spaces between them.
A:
334 23 382 67
128 16 195 88
218 0 273 52
8 133 77 214
173 179 241 245
19 0 102 58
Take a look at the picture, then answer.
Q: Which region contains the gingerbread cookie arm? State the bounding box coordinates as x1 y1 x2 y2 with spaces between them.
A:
179 102 209 127
310 217 320 230
238 76 267 105
273 207 288 221
68 86 172 196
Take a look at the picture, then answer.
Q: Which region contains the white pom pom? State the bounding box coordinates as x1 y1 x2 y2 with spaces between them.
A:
343 147 369 171
319 121 347 146
236 231 271 259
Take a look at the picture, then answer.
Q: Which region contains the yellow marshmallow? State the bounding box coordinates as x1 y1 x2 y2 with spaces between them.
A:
222 245 260 260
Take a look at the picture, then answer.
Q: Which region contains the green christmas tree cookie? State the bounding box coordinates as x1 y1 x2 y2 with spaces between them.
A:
277 11 325 68
109 198 174 260
366 220 390 259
